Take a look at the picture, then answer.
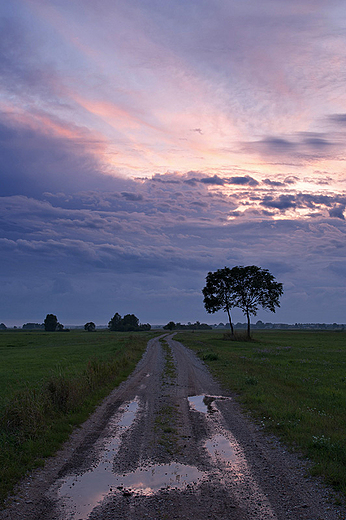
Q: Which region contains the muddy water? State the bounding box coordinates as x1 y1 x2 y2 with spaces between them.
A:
58 399 140 519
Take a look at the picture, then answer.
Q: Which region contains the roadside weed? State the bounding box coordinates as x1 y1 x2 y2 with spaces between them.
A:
0 330 156 504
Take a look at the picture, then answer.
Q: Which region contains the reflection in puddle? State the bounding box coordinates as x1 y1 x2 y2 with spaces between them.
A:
117 400 139 428
188 395 211 413
58 399 139 519
59 460 205 520
188 395 230 414
114 462 205 494
205 434 237 464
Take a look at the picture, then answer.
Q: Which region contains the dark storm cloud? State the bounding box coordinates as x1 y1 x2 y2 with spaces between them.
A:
0 116 133 197
121 192 144 201
329 205 345 220
261 195 297 210
227 175 259 186
200 175 225 185
260 192 346 216
263 179 285 187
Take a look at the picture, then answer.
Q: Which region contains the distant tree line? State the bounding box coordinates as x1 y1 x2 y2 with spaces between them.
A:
163 321 212 331
22 323 44 330
108 313 151 332
212 321 345 331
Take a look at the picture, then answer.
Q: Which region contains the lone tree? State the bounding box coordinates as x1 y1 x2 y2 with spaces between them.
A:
84 322 96 332
44 314 58 332
203 266 283 338
202 267 237 335
230 265 283 338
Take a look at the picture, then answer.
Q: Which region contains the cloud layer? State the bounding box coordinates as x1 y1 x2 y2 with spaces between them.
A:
1 0 346 325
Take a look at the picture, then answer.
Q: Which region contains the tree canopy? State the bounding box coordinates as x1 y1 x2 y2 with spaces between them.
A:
202 265 283 337
108 313 151 332
44 314 58 332
163 321 212 331
202 267 237 335
84 322 96 332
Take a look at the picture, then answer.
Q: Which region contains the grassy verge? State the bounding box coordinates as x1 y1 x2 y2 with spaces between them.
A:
0 330 157 504
176 330 346 496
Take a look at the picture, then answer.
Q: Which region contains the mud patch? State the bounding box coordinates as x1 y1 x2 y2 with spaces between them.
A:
57 398 139 519
205 433 237 464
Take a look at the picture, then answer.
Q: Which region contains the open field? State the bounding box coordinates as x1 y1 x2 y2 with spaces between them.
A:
0 329 157 504
176 329 346 497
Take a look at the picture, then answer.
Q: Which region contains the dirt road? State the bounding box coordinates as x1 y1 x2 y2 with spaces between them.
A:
2 334 345 519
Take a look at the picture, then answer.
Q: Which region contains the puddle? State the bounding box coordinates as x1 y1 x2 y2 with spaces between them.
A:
188 395 230 414
58 398 139 519
59 461 205 519
116 400 139 429
188 395 212 413
205 434 237 464
114 462 205 494
58 397 205 519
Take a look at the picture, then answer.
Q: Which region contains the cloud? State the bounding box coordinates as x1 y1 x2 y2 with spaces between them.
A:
263 179 285 187
200 175 225 185
329 204 345 220
121 192 144 201
261 195 296 210
328 114 346 126
0 114 133 197
1 183 346 325
1 0 346 325
245 132 337 159
227 175 259 186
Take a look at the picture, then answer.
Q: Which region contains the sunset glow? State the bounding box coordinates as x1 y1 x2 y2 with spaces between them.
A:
1 0 346 326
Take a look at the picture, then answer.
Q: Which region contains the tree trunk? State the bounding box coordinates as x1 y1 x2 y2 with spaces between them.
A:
226 306 234 336
246 310 251 339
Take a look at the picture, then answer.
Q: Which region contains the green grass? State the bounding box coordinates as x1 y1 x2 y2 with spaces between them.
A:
0 329 157 504
176 329 346 495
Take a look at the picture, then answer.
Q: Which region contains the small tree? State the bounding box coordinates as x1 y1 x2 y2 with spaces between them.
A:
108 313 146 331
108 312 122 331
122 314 139 331
44 314 58 332
202 267 237 335
84 322 96 332
230 265 283 338
163 321 176 330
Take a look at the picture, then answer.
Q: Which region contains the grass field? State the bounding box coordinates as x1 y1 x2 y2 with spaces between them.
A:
0 329 156 504
176 329 346 497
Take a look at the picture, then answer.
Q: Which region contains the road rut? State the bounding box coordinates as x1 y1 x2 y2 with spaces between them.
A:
1 334 345 520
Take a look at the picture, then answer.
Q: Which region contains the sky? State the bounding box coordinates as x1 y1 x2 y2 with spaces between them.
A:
1 0 346 327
